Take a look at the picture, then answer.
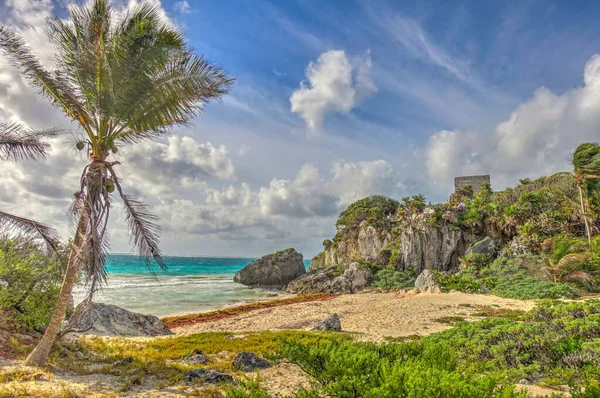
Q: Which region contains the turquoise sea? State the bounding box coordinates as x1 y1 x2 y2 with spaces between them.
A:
72 254 311 318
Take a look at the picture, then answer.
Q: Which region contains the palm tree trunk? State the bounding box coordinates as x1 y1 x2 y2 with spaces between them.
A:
578 183 593 247
23 213 87 367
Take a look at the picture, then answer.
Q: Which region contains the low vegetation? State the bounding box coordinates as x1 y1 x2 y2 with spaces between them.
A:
0 237 64 331
8 300 594 397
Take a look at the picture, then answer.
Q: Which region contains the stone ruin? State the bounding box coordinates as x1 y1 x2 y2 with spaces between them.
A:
454 175 491 194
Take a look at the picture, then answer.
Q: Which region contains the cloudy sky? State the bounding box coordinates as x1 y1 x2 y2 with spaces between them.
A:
2 0 600 258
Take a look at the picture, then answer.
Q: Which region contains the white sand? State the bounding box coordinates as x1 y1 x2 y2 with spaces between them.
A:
174 291 536 341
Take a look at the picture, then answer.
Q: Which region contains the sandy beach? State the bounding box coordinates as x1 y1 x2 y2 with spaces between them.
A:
173 291 536 341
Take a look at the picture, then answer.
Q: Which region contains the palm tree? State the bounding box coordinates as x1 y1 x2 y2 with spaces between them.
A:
553 143 600 247
0 0 233 366
0 122 60 251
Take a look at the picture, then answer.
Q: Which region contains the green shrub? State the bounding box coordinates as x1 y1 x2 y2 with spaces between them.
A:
461 253 493 271
435 255 578 299
276 301 600 396
0 237 65 331
335 196 399 236
371 268 416 290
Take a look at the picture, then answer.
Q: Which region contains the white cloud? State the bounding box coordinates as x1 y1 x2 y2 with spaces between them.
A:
425 54 600 192
173 1 191 14
290 50 377 136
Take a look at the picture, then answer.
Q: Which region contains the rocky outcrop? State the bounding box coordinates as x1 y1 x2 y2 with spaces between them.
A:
466 236 497 257
61 301 173 337
312 215 482 274
234 248 306 288
232 352 271 371
286 262 371 294
398 223 480 272
311 222 391 270
414 269 441 293
313 313 341 331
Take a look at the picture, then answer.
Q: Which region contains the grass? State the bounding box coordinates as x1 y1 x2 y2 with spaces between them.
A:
161 294 335 328
49 330 350 392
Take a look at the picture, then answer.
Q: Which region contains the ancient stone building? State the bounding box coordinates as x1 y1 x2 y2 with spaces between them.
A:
454 175 491 194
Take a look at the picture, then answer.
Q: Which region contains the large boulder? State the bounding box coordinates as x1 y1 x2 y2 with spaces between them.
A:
414 269 441 293
234 248 306 288
466 237 497 257
286 262 371 294
61 301 173 337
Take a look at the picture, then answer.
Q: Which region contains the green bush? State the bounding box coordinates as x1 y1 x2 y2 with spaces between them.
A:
276 301 600 396
371 268 416 290
435 255 578 299
335 195 399 235
0 237 65 331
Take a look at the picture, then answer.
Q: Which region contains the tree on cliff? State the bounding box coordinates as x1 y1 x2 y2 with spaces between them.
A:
554 143 600 246
0 122 60 250
0 0 233 366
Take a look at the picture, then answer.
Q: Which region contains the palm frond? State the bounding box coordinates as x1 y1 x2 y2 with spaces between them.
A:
0 122 62 161
0 210 60 253
0 25 91 130
107 165 165 270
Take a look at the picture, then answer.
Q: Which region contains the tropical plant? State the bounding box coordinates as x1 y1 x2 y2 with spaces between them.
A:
0 0 233 366
553 143 600 246
0 237 66 331
0 122 60 250
544 234 600 286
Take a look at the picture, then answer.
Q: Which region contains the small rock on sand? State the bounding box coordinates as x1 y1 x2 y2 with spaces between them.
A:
313 313 341 331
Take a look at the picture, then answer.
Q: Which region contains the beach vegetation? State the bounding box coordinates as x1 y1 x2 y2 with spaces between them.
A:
371 267 417 290
434 255 579 299
275 300 600 397
0 237 65 332
0 0 233 366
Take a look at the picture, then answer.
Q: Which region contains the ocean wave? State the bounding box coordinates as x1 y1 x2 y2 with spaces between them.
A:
72 275 237 291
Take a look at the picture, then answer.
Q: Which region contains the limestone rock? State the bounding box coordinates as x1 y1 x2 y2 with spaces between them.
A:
183 349 210 365
234 248 306 288
286 262 371 294
399 223 480 272
415 269 441 293
185 369 233 384
342 262 371 292
313 313 341 332
313 214 482 274
232 352 271 371
61 302 173 337
466 237 497 257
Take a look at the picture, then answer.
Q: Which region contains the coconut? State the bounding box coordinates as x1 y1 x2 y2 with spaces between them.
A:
76 141 85 150
106 179 115 193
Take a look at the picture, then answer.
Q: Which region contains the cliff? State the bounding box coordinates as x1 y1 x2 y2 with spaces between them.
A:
310 195 488 274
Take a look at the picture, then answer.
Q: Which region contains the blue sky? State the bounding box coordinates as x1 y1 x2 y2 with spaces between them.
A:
2 0 600 257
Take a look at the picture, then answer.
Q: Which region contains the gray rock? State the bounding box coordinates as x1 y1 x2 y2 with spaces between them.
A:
466 237 496 257
313 214 482 274
343 262 371 292
184 369 233 384
286 262 372 295
61 302 173 337
232 352 271 371
313 313 341 332
234 248 306 288
414 269 441 293
113 356 133 366
506 238 532 257
183 349 210 365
